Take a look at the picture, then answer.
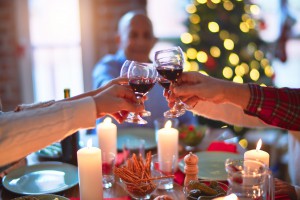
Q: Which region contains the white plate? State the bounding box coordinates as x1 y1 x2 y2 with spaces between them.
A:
178 151 242 181
2 162 78 195
12 194 68 200
117 128 156 150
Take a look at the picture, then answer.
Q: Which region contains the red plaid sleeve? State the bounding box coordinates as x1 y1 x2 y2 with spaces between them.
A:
244 83 300 131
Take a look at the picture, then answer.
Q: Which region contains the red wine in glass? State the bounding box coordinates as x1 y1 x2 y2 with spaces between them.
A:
158 78 171 90
129 78 155 97
156 65 183 83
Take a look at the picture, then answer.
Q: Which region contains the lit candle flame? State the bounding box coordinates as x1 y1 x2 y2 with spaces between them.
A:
87 139 93 148
104 117 112 124
256 138 262 151
164 120 172 128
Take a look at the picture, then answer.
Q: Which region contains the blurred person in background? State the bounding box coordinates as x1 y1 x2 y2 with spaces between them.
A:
92 10 198 129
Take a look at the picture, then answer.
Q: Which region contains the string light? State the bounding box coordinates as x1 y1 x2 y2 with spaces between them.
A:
250 60 259 69
211 0 221 4
181 32 193 44
210 46 221 57
223 66 233 79
208 22 220 33
190 61 199 71
264 66 274 77
254 50 264 61
260 58 269 68
197 0 207 4
229 53 239 65
233 75 243 83
224 39 234 50
186 4 197 14
184 61 191 71
190 14 201 24
223 0 234 11
250 4 260 15
187 48 198 59
240 62 250 74
199 70 208 76
235 65 245 76
219 30 230 40
250 69 260 81
197 51 208 63
240 22 249 32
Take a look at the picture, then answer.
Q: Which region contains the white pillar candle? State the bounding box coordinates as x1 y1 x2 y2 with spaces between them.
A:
77 139 103 200
244 139 270 167
97 117 117 156
157 120 178 172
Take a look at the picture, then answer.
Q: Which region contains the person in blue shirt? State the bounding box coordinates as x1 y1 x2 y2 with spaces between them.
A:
92 10 198 129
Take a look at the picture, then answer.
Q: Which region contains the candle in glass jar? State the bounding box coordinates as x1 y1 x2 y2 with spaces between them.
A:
77 139 103 200
244 139 270 167
97 117 117 156
157 120 178 172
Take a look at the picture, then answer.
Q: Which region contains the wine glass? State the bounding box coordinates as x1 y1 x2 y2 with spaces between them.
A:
120 60 152 118
154 46 186 118
126 62 157 124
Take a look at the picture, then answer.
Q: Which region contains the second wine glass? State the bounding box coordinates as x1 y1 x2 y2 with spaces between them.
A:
154 46 186 118
126 62 157 124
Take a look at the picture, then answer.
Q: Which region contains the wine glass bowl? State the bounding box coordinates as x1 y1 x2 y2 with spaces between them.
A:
154 46 186 118
126 62 157 124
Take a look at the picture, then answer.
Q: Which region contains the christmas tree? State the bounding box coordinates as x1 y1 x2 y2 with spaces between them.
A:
181 0 274 85
180 0 275 131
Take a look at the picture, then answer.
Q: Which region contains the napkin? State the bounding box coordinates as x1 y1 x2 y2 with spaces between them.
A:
206 141 237 153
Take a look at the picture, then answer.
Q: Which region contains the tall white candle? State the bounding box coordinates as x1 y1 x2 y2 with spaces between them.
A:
97 117 117 156
244 139 270 167
77 139 103 200
157 120 178 172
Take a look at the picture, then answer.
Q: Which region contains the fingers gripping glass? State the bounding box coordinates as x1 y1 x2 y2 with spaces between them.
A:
126 62 157 124
154 46 186 118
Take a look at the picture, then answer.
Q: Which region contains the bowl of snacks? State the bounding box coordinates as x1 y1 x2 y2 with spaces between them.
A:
114 152 174 200
184 180 228 200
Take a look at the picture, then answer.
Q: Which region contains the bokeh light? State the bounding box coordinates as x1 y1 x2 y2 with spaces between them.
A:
187 48 198 59
233 75 243 83
181 32 193 44
250 68 260 81
197 51 208 63
229 53 239 65
224 39 234 50
223 66 233 79
190 14 201 24
223 0 234 11
210 46 221 57
208 22 220 33
186 4 197 14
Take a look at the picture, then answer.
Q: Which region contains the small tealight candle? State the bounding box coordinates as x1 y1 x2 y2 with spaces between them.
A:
97 117 117 156
244 139 270 167
157 120 178 172
77 139 103 200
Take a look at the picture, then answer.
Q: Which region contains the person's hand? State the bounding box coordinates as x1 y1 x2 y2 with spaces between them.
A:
274 178 297 200
93 84 144 123
169 72 250 110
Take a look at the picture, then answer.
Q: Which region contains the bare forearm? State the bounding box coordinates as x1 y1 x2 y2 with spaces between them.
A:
222 82 250 110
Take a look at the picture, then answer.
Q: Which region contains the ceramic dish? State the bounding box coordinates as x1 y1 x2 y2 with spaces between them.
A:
2 162 78 195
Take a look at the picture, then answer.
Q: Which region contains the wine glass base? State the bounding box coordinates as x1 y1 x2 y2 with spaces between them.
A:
163 109 185 118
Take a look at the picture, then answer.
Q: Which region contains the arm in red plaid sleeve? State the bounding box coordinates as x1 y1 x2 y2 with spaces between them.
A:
244 83 300 131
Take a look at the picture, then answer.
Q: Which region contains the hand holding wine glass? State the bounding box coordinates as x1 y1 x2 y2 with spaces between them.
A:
154 46 186 118
126 61 157 124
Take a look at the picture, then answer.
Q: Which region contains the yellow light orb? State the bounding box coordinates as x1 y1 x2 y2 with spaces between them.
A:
250 4 260 15
223 0 234 11
219 30 230 40
187 48 198 60
250 69 260 81
208 22 220 33
264 66 274 77
210 46 221 58
233 76 243 83
246 19 256 29
242 14 250 22
190 14 201 24
186 4 197 14
192 34 201 43
224 39 234 50
240 62 250 74
190 61 199 71
197 0 207 4
197 51 208 63
180 32 193 44
240 22 249 33
223 66 233 79
229 53 239 65
247 42 257 53
254 50 264 61
184 61 191 71
235 65 245 76
211 0 221 4
199 70 209 76
260 58 269 68
260 83 267 87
